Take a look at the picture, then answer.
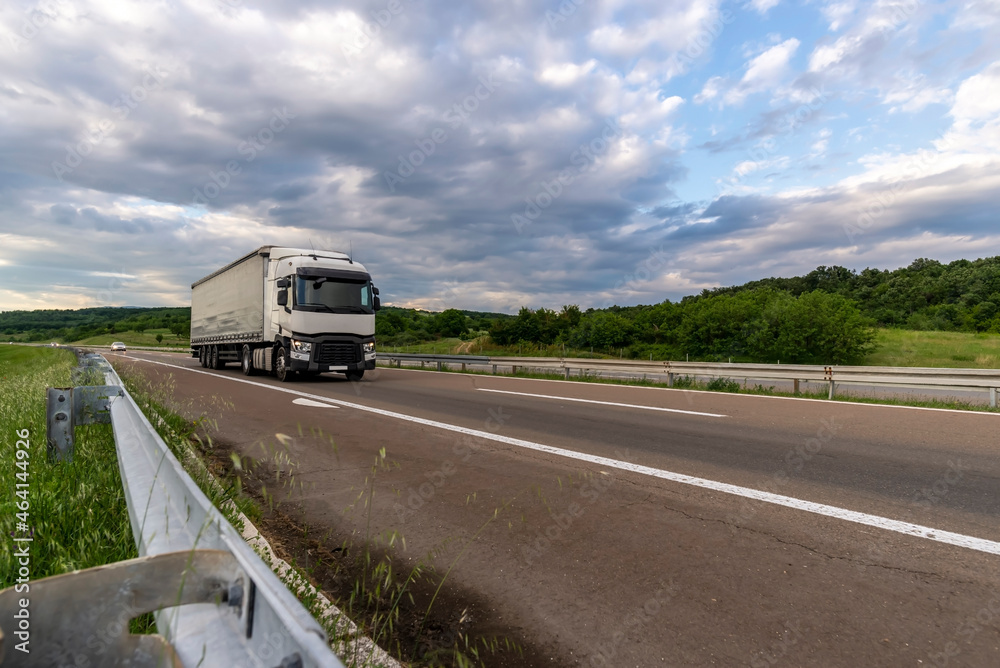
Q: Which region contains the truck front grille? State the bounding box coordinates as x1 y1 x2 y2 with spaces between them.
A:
317 342 360 365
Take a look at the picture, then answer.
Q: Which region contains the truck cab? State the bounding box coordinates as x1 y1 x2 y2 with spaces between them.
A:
267 249 379 380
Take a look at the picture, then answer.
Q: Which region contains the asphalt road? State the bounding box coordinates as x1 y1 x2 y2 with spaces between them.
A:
111 350 1000 667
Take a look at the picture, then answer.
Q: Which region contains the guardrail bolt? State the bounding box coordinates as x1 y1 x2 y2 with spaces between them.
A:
46 388 75 462
227 582 244 608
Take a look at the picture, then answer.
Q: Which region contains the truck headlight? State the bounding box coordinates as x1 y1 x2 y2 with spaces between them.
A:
362 342 375 354
291 340 312 353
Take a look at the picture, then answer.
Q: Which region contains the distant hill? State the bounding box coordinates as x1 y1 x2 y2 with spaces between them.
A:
0 307 190 342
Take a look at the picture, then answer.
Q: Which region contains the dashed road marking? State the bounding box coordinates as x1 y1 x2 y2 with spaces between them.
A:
293 397 338 408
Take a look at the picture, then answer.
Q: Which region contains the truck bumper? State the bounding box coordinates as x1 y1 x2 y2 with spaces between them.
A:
289 359 375 373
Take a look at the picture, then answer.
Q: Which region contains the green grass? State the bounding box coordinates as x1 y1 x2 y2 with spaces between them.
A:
865 329 1000 368
70 329 190 349
0 346 141 586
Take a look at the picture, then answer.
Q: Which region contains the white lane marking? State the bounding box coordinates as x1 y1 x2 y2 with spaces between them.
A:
127 355 1000 557
293 398 338 408
476 387 727 418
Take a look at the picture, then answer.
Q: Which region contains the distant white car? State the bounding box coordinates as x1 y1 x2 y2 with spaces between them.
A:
50 342 59 347
110 342 127 352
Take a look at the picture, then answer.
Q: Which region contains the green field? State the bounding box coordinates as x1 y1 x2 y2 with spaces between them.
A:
0 346 138 587
70 328 190 349
865 329 1000 368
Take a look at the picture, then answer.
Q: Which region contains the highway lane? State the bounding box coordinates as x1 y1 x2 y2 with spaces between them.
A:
109 350 1000 667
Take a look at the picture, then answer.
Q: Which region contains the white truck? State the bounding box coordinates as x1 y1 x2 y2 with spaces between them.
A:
190 246 380 382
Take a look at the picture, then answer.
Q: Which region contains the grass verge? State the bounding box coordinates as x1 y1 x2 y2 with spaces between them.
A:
0 346 153 631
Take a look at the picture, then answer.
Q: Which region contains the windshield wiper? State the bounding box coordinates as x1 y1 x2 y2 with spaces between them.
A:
303 304 369 314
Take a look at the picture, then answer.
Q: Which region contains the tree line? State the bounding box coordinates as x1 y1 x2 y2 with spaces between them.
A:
0 307 191 342
488 290 876 364
703 257 1000 332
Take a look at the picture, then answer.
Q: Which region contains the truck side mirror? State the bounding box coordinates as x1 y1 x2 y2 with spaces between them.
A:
276 278 291 288
374 296 381 311
277 289 288 306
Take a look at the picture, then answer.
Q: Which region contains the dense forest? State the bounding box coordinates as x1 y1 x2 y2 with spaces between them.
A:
0 307 191 342
699 257 1000 331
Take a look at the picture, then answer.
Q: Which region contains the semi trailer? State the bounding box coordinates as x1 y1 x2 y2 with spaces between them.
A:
190 246 380 382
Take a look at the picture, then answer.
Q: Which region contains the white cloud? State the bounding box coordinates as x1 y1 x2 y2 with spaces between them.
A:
882 71 952 113
694 75 724 104
538 60 598 87
587 0 721 58
724 38 800 105
747 0 781 15
821 1 859 31
950 61 1000 124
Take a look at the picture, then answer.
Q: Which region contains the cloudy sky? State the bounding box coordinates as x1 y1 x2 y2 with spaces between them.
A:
1 0 999 313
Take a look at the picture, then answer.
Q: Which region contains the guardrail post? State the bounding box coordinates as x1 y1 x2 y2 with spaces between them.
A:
46 388 74 462
793 379 800 395
828 380 836 400
492 364 497 375
991 388 997 408
46 383 122 462
512 365 518 375
667 372 674 388
564 367 570 380
436 361 443 372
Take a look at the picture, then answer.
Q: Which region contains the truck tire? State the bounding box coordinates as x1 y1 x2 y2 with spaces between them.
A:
241 345 255 376
209 345 220 370
275 346 295 382
346 370 364 382
199 346 207 368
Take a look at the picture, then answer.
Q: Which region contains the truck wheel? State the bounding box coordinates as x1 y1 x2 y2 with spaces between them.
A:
275 346 296 382
241 345 255 376
209 346 220 370
199 347 208 368
345 370 365 382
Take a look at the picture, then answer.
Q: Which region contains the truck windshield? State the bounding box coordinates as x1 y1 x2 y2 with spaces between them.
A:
294 277 373 314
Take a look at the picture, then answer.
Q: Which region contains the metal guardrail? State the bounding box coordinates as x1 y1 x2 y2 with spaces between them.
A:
378 353 1000 406
4 353 347 668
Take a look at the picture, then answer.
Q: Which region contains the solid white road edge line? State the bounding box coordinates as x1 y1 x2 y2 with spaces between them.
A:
129 356 1000 558
476 387 728 417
